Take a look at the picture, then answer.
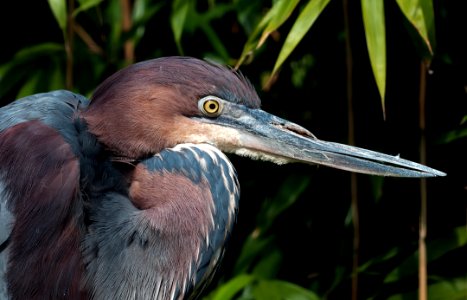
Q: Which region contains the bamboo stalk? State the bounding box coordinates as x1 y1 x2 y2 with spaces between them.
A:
65 0 75 90
418 60 428 300
121 0 134 65
343 1 359 299
74 23 104 55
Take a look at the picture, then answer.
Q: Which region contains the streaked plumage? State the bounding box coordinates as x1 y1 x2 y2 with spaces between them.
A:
0 57 444 299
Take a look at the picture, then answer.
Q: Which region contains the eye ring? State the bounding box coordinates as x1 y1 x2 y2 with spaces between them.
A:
198 96 223 117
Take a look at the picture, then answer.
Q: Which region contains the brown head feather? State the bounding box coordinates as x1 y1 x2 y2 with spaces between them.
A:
83 57 260 158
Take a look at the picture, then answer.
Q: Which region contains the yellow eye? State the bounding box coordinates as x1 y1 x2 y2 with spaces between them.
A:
204 100 219 114
199 96 223 117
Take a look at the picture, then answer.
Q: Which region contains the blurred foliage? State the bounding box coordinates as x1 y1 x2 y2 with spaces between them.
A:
0 0 465 299
236 0 435 112
439 115 467 143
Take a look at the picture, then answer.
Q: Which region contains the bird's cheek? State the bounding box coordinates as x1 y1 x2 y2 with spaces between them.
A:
169 119 242 150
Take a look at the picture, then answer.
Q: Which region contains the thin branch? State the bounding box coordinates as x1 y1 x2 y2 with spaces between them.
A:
121 0 134 64
418 60 428 300
65 0 75 90
343 1 359 299
74 23 104 55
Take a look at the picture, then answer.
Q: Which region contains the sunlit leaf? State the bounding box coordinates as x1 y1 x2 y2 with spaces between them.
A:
258 0 300 48
395 0 435 55
73 0 103 16
171 0 192 55
209 274 256 300
236 0 300 68
272 0 331 75
48 0 67 32
361 0 386 111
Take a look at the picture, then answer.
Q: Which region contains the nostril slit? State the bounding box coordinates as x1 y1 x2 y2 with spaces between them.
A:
271 122 317 139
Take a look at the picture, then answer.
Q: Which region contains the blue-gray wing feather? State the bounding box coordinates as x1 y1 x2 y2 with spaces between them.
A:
0 90 89 299
82 144 239 300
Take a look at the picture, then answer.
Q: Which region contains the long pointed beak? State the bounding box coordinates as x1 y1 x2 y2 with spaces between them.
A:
196 103 446 178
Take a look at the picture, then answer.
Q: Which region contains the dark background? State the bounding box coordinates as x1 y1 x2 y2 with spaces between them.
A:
0 0 465 299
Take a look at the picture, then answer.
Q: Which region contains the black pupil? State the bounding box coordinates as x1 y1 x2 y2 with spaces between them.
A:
209 103 217 111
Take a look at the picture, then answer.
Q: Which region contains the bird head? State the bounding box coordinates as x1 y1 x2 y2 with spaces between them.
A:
83 56 445 177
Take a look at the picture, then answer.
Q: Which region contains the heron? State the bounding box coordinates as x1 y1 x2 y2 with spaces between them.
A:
0 56 444 299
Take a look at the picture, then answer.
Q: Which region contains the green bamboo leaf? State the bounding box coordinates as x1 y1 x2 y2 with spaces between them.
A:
196 4 235 62
253 279 320 300
0 43 63 83
200 24 231 62
439 127 467 143
47 0 67 31
272 0 331 75
258 0 300 48
387 277 467 300
73 0 104 17
361 0 386 111
260 176 310 229
210 274 256 300
171 0 192 55
232 177 309 275
384 226 467 283
233 236 275 274
131 0 164 46
47 62 66 91
13 43 65 61
0 43 64 98
236 0 300 68
16 72 42 99
427 277 467 300
395 0 435 55
252 248 282 278
358 246 401 272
